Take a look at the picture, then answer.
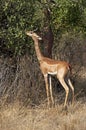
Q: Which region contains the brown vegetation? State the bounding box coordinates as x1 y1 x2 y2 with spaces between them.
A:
0 99 86 130
0 33 86 130
0 55 86 130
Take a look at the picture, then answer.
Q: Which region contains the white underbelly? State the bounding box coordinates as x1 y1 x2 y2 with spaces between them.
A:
48 71 57 75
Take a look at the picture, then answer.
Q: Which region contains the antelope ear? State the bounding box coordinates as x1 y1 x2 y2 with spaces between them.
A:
25 30 33 34
25 31 33 36
25 31 29 35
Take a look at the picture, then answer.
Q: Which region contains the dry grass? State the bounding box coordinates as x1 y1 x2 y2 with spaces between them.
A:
0 99 86 130
0 56 86 130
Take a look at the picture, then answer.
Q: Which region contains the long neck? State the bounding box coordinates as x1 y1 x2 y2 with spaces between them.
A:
33 38 43 62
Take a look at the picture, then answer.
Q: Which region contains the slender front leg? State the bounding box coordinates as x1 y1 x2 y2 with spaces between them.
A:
44 74 50 107
49 75 54 107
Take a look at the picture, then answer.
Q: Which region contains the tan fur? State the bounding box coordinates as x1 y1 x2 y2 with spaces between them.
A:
26 31 74 107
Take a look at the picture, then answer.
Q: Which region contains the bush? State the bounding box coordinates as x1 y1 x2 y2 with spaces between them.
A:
0 0 37 56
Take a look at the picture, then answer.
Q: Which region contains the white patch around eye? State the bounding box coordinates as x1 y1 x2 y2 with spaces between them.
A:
38 37 42 40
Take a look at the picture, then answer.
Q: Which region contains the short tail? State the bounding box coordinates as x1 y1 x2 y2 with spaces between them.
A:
68 64 72 75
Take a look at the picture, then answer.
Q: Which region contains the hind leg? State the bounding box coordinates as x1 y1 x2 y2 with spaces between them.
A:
58 77 69 107
68 78 74 103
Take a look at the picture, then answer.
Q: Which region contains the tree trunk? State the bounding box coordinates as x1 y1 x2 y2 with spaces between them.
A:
42 8 54 58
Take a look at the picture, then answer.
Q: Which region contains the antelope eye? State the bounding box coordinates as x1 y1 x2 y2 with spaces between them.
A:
30 31 33 34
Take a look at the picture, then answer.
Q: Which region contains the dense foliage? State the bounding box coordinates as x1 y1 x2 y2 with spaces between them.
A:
0 0 36 56
0 0 86 56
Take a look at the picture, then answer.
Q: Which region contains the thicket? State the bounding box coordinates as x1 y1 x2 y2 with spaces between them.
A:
0 0 86 56
0 0 86 106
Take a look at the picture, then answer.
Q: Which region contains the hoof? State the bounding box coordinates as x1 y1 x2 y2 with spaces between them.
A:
62 105 68 115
